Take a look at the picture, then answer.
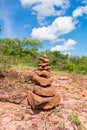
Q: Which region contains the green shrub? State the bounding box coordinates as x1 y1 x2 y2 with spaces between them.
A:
69 111 81 126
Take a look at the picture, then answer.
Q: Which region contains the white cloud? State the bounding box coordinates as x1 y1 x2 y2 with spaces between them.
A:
31 16 76 41
73 6 87 18
51 39 76 51
20 0 69 23
82 0 87 4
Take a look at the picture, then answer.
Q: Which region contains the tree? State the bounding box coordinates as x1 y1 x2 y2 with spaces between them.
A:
22 38 42 50
0 38 22 56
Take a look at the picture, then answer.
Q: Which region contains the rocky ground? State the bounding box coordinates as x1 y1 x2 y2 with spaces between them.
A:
0 68 87 130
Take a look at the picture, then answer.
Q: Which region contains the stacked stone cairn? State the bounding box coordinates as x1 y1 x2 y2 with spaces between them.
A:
27 55 60 110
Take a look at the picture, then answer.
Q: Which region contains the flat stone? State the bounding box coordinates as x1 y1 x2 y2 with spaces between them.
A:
38 66 51 71
43 95 60 110
43 55 48 58
33 85 55 97
38 63 50 67
27 90 35 109
38 65 51 71
39 57 50 63
33 74 53 86
44 66 51 70
27 90 53 108
27 90 60 110
35 70 52 78
37 66 44 70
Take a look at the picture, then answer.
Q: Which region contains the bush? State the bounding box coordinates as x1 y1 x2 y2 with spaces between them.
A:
76 64 87 75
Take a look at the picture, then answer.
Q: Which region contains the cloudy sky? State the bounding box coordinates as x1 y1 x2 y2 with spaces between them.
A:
0 0 87 56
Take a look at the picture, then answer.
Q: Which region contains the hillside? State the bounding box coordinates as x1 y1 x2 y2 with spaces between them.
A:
0 68 87 130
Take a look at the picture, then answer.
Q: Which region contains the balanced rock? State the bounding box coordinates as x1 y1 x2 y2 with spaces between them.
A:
27 55 60 110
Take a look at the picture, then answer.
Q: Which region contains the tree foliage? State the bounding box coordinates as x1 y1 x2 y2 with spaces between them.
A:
22 38 42 50
0 37 87 75
40 50 87 75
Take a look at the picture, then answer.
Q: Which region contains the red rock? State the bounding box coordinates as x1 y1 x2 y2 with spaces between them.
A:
38 63 50 67
27 90 60 109
44 66 51 70
37 66 44 70
27 90 35 109
27 90 52 106
39 57 50 63
38 65 51 71
43 55 48 58
35 70 52 78
38 66 51 71
33 85 55 97
33 74 53 86
43 95 60 110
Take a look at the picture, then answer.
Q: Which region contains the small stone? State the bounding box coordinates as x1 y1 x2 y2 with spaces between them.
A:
27 90 35 109
43 95 60 110
44 66 51 70
38 63 50 67
37 66 44 70
43 55 48 58
33 85 55 97
35 70 52 78
38 65 51 71
33 74 53 87
39 57 50 63
27 90 60 110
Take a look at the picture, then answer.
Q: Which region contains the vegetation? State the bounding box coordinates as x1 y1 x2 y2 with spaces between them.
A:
69 111 85 130
41 50 87 75
69 111 81 126
0 36 87 75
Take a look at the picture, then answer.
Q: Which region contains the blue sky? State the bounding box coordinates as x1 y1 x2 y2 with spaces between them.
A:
0 0 87 56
